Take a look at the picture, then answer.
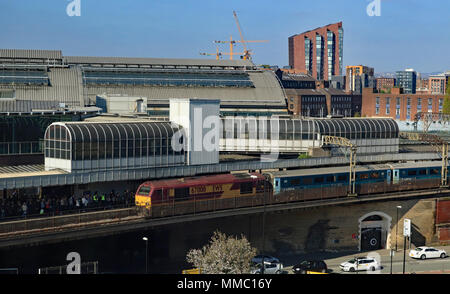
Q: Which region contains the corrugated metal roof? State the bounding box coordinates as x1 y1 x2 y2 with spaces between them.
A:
0 100 59 113
11 67 84 107
0 49 62 59
65 56 254 67
0 49 286 109
83 70 287 106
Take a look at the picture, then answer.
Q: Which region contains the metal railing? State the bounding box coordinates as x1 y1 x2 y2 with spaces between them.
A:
0 203 135 223
0 140 43 155
0 206 138 236
38 261 98 274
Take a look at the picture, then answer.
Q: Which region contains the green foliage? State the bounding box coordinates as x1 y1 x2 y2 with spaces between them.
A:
443 79 450 115
298 153 311 159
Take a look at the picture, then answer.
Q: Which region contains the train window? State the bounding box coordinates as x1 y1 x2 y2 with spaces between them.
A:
407 170 417 176
371 172 380 179
359 174 369 180
290 178 301 186
137 186 151 196
240 182 253 194
326 176 334 183
419 169 427 175
337 175 347 181
314 177 324 183
302 178 313 185
174 187 189 201
430 168 439 175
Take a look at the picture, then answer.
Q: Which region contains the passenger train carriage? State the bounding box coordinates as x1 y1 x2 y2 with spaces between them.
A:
265 161 443 202
135 161 445 217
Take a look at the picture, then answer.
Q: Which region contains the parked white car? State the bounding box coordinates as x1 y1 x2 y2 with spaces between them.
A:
340 257 379 272
409 247 447 260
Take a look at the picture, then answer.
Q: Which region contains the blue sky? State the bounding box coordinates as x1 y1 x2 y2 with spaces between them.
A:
0 0 449 73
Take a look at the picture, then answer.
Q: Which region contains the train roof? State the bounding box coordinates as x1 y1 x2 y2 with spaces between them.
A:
141 172 265 189
266 161 442 178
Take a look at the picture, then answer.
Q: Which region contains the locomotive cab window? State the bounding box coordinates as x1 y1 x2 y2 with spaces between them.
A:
137 186 151 196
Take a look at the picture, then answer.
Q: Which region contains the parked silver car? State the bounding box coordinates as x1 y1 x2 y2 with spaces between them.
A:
250 261 284 274
251 255 280 265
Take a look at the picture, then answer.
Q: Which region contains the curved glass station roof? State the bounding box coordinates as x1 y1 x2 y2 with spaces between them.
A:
44 121 184 161
313 118 399 139
221 117 399 140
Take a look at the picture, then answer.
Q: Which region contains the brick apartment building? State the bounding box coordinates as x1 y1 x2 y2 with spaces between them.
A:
376 78 396 93
361 87 445 121
286 87 361 117
288 22 343 81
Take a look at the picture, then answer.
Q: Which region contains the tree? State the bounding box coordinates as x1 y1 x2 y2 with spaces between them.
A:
186 230 257 274
443 79 450 115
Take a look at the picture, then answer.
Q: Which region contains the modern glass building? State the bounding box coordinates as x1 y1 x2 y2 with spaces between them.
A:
316 34 324 80
396 69 417 94
288 22 343 81
327 30 335 81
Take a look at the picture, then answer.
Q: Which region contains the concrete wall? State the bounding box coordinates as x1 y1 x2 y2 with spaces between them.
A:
159 197 440 263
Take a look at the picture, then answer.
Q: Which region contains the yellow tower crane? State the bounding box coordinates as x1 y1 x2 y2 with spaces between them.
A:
199 44 244 60
212 11 268 60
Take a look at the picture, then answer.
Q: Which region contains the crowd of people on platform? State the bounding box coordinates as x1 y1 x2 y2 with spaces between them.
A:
0 189 136 220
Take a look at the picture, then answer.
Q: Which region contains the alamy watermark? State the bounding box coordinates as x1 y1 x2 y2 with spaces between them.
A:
66 0 81 17
366 0 381 17
170 110 281 162
66 252 81 274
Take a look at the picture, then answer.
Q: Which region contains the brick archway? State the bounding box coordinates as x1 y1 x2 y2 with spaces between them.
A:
358 211 392 251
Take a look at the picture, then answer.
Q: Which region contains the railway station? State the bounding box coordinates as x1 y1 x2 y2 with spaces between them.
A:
0 48 449 274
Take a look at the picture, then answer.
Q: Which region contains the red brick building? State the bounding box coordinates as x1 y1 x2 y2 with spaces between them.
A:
361 88 445 121
285 88 361 117
376 78 396 93
288 22 343 81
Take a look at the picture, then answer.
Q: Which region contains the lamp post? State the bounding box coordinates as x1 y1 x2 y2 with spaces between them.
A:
143 237 149 274
261 180 267 275
395 205 402 251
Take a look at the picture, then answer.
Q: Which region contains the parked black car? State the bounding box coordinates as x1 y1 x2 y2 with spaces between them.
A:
292 260 328 274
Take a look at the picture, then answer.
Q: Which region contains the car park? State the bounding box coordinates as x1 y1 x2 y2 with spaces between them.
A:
339 257 379 272
292 260 328 274
409 247 447 260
